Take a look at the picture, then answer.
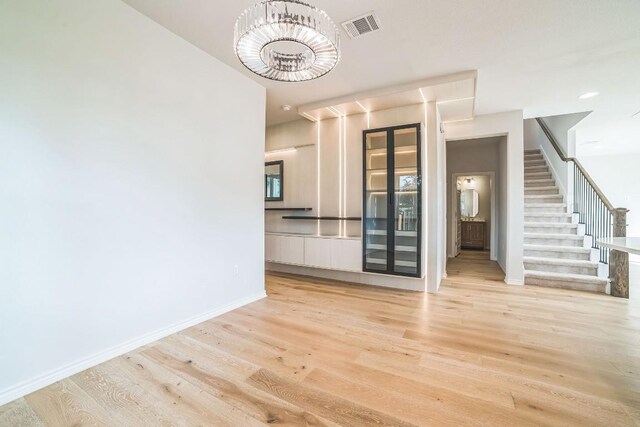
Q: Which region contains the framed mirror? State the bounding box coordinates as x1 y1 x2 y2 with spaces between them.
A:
265 160 283 201
460 189 479 218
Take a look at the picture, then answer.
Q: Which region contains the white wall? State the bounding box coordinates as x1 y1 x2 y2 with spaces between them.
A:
579 153 640 269
498 138 509 271
424 103 447 291
524 119 570 200
445 111 525 285
0 0 266 405
539 112 590 156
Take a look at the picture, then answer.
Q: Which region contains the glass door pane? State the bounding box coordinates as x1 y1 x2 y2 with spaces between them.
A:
364 130 388 272
393 127 419 275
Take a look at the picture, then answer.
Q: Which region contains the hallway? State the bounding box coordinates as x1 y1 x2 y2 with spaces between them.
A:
446 250 505 283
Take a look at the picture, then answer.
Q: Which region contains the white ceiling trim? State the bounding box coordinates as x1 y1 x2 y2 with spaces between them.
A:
297 71 477 122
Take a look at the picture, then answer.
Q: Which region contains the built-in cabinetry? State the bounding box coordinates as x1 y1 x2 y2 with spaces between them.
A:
265 233 361 272
461 220 485 249
363 123 422 277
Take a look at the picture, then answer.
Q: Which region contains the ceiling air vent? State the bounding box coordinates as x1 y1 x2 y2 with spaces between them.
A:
341 12 381 39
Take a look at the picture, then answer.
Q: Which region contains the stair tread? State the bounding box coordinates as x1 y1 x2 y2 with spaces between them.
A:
524 269 608 284
524 212 572 216
523 256 598 267
525 203 566 207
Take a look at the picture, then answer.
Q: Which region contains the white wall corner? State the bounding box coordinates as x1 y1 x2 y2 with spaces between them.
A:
505 277 525 286
425 101 446 293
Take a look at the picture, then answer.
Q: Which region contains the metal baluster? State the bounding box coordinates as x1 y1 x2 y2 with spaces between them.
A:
599 201 604 262
591 189 596 248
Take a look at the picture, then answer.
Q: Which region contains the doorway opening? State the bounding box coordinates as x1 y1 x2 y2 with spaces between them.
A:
451 172 496 260
445 136 507 281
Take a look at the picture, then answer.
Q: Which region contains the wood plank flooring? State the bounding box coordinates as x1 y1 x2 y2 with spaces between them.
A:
3 252 640 426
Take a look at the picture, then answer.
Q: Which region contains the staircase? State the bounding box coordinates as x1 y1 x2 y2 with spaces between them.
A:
523 149 608 293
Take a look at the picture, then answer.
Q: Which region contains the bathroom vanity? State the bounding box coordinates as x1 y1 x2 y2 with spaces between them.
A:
461 220 485 249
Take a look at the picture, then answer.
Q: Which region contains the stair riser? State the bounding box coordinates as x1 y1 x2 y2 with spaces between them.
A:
525 180 555 188
525 173 553 180
525 215 572 223
524 236 583 247
525 229 577 236
525 188 560 195
525 196 564 203
525 226 576 235
524 160 546 167
524 166 549 173
524 249 590 261
524 261 597 276
525 277 606 293
524 155 543 162
525 205 566 213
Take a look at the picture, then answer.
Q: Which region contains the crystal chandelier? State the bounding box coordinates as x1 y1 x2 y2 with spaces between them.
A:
234 0 340 82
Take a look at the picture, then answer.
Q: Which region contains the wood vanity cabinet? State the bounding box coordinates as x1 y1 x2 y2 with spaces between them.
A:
461 221 485 249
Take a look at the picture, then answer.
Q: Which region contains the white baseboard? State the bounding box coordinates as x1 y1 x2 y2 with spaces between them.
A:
505 278 525 286
0 290 267 407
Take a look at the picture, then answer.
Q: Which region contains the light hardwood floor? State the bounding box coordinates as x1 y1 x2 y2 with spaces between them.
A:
2 252 640 426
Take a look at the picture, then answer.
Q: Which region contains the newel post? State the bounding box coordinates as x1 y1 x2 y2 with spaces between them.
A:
610 208 630 298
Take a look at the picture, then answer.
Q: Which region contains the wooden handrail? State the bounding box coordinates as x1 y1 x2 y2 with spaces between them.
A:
535 117 570 161
535 118 616 211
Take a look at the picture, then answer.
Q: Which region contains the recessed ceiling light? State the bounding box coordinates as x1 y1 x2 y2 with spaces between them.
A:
579 92 599 100
281 105 292 112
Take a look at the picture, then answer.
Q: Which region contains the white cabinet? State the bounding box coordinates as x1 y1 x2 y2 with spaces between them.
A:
331 239 361 271
304 238 332 269
265 233 362 273
265 234 304 265
265 234 278 262
280 236 304 265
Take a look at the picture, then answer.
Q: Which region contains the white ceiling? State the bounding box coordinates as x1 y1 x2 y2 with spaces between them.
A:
122 0 640 153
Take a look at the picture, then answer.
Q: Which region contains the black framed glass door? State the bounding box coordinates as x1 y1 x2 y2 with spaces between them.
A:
363 123 422 277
